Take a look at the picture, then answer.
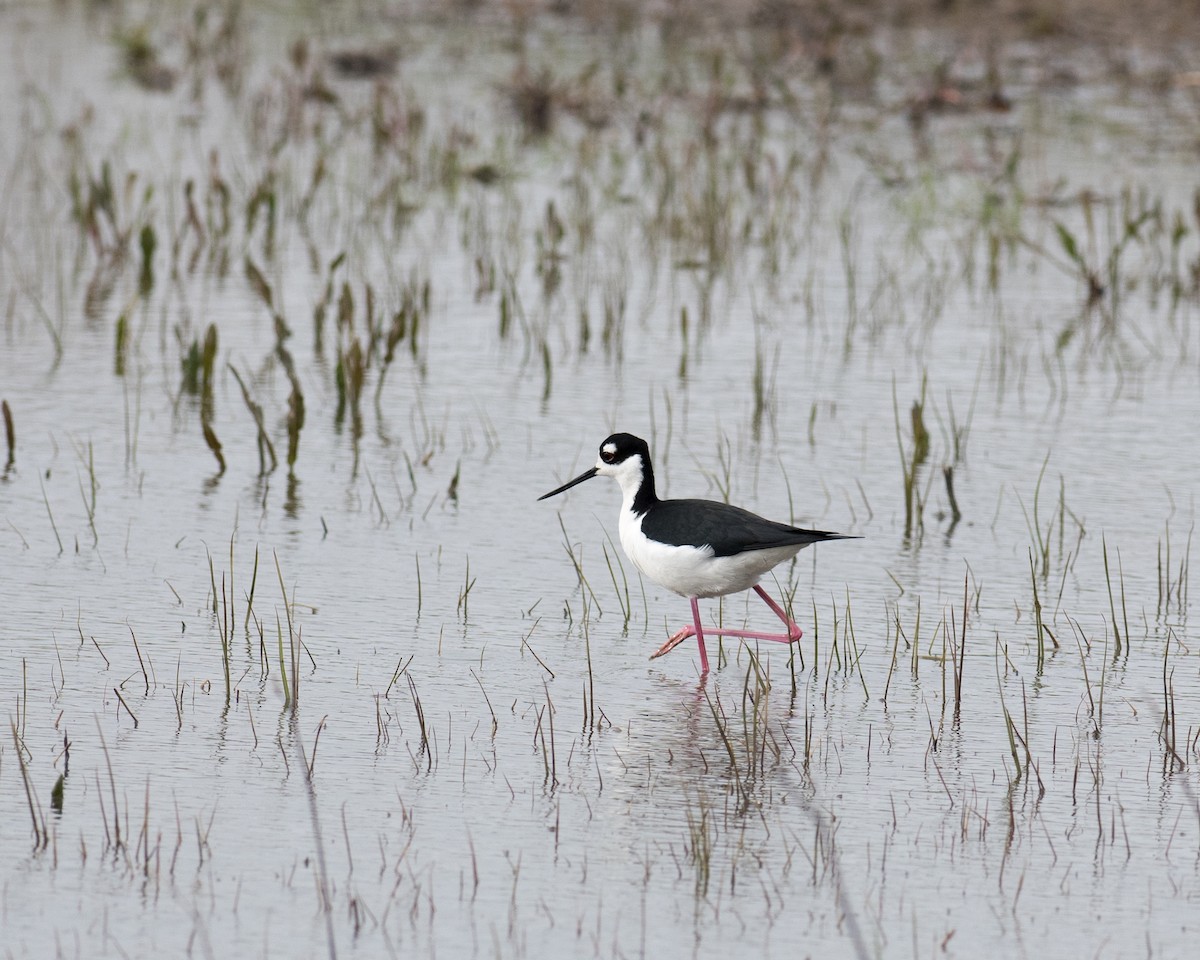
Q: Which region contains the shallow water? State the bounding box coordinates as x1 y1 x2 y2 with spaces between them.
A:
2 4 1199 959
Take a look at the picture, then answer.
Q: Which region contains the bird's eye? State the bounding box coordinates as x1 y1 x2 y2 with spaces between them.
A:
600 447 616 463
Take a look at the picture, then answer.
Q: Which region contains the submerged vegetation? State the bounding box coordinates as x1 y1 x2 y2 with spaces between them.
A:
1 1 1199 958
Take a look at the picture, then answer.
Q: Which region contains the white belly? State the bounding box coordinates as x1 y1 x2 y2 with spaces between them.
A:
619 509 802 598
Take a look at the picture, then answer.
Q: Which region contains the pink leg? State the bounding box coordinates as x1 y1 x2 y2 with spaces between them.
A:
649 596 710 673
752 585 803 641
650 588 799 669
666 587 802 647
691 596 710 673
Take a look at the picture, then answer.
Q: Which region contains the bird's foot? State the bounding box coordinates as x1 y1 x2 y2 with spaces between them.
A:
650 625 695 660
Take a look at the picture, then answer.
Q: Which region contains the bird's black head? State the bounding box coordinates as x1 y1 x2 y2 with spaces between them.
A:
538 432 657 505
597 433 650 467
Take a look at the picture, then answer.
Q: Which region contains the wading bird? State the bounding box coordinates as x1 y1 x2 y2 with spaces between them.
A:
539 433 853 673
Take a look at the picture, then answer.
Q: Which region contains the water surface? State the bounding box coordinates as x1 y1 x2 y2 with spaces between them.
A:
1 4 1199 958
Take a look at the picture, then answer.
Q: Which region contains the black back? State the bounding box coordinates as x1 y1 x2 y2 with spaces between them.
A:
601 432 853 555
640 497 848 556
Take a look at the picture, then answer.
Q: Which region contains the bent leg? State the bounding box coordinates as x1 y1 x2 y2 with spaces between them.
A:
685 587 802 645
752 585 803 641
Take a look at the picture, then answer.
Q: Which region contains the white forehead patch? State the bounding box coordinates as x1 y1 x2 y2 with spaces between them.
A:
602 442 617 456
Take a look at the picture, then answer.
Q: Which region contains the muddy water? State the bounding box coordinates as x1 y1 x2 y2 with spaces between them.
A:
2 5 1198 959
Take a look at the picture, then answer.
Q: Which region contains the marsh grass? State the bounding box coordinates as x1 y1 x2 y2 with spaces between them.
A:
267 551 304 711
1157 521 1193 617
406 674 433 773
1 399 14 469
893 377 931 541
600 534 633 630
1102 536 1130 658
1022 189 1159 314
229 365 278 475
39 473 64 555
1068 616 1102 739
1160 628 1185 771
12 721 48 851
1019 458 1085 581
113 312 128 376
1028 550 1051 673
683 795 714 897
456 556 477 619
193 326 225 474
206 546 233 706
556 516 603 618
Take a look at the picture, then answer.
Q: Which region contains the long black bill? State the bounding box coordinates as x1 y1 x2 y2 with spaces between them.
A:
538 466 598 500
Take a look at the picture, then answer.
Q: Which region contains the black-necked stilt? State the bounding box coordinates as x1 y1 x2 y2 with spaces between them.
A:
539 432 854 674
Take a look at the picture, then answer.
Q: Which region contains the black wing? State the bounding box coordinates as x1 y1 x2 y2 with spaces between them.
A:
641 499 852 557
